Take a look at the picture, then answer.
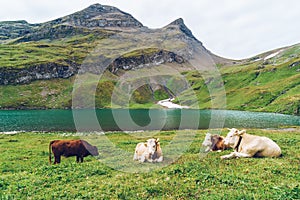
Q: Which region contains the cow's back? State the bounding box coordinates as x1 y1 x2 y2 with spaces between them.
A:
241 134 281 157
255 136 281 157
51 140 85 157
135 142 147 155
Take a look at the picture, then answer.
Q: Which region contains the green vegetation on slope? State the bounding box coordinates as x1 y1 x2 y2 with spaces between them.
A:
0 32 109 69
0 26 299 115
0 129 299 199
179 45 300 115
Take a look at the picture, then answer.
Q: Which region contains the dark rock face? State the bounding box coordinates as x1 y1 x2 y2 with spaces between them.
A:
166 18 198 41
289 61 300 68
0 20 37 41
0 62 78 85
109 50 184 73
0 49 185 85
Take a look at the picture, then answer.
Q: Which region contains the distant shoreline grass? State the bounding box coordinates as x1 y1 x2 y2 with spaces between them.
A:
0 129 299 199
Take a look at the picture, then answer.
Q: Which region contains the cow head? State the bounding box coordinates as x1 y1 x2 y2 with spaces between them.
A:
146 138 159 155
86 145 99 156
224 128 246 148
202 133 213 153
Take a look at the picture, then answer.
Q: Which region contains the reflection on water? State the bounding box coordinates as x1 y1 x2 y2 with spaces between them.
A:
0 109 299 132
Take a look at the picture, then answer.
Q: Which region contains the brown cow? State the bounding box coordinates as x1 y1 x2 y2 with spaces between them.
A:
202 133 230 153
49 140 99 164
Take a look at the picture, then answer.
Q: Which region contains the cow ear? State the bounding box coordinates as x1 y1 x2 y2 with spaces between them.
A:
144 143 147 147
227 128 231 131
238 130 246 135
156 138 160 142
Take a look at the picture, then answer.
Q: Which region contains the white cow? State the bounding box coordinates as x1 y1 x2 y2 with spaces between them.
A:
221 128 282 159
133 138 163 163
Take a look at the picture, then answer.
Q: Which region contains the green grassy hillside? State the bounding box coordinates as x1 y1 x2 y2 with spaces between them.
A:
178 44 300 115
0 43 299 115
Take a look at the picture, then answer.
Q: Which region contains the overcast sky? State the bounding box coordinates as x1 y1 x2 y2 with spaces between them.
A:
0 0 299 59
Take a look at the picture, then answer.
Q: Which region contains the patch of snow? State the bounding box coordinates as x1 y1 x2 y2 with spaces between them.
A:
157 98 189 109
264 50 283 61
0 131 25 135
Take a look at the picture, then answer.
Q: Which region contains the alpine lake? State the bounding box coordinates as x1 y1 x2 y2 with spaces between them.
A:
0 109 299 132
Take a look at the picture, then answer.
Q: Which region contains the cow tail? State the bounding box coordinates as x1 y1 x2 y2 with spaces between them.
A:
49 141 54 164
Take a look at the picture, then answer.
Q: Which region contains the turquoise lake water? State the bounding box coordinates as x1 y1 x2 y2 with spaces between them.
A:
0 109 299 132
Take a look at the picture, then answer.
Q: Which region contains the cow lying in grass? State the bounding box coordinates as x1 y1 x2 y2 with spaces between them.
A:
221 128 282 159
133 138 163 163
49 140 99 164
202 133 230 153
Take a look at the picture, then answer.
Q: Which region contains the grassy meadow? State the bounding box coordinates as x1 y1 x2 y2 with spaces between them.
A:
0 129 299 199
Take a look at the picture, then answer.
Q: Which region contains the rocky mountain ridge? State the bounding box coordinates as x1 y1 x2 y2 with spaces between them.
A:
0 4 143 41
0 20 37 40
0 3 227 85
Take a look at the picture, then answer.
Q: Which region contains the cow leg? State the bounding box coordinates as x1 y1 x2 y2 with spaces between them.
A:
133 152 138 161
76 156 84 163
76 156 83 163
54 156 61 164
139 155 146 163
221 152 253 159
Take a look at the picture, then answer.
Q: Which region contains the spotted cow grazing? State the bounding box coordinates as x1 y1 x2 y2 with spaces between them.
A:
49 140 99 164
221 128 282 159
202 133 230 153
133 138 163 163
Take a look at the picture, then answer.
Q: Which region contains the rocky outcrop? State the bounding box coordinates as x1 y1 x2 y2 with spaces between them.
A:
55 4 143 29
0 62 78 85
0 20 37 41
109 49 184 73
0 48 184 85
14 24 112 43
165 18 199 42
1 4 142 43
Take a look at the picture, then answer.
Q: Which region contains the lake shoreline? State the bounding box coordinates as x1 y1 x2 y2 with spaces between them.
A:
1 127 299 135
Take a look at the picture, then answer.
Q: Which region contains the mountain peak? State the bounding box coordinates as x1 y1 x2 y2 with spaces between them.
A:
60 3 143 29
166 18 197 41
84 3 121 13
169 18 185 26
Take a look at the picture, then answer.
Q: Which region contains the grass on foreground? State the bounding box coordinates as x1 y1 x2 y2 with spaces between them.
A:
0 129 299 199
